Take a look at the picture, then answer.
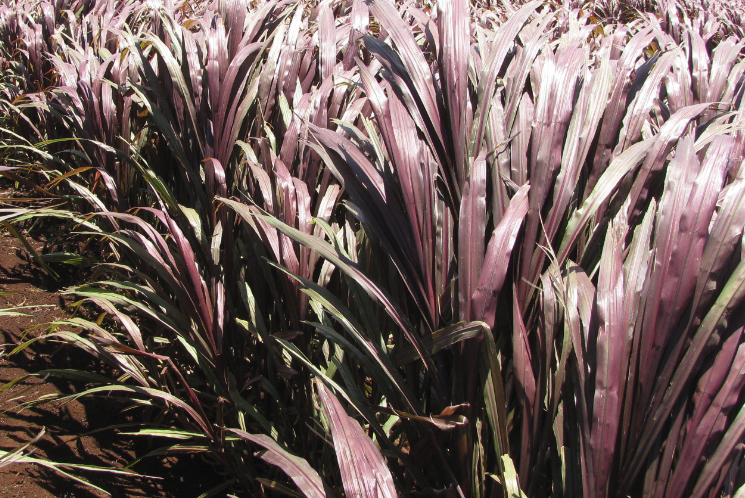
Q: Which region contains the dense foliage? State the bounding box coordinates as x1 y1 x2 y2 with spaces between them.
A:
1 0 745 496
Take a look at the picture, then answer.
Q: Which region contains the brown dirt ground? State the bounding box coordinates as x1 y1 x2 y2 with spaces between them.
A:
0 226 226 497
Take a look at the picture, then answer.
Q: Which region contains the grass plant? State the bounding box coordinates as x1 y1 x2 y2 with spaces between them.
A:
1 0 744 496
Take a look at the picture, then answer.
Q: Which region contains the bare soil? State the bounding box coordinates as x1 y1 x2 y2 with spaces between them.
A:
0 227 226 497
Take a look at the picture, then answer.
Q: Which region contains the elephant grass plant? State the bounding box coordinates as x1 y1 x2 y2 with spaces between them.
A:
1 0 745 496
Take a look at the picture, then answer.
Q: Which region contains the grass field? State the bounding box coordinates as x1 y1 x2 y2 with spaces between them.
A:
1 0 745 496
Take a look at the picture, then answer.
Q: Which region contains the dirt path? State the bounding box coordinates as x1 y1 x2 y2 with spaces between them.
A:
0 229 224 497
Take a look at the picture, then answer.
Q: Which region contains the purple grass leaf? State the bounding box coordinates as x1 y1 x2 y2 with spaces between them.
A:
458 150 487 322
229 430 329 498
590 216 626 498
316 381 397 498
471 183 529 329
